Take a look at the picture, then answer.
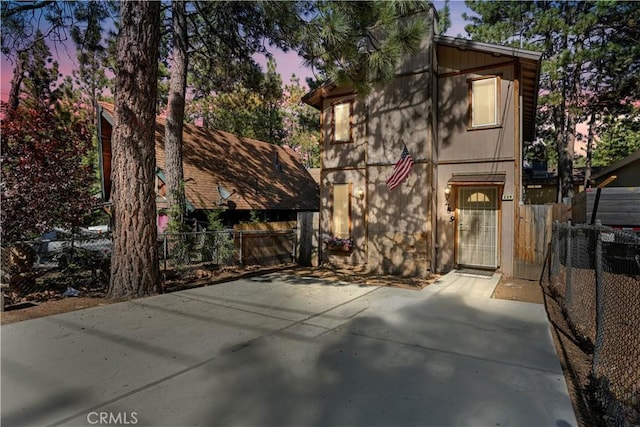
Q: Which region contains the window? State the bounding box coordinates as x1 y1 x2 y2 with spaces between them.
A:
469 76 500 128
332 101 352 143
332 183 351 238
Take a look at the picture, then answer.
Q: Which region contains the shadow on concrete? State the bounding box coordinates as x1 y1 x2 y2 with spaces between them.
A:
198 292 574 426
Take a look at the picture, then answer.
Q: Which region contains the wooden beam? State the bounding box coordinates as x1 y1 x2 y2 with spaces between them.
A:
597 175 617 188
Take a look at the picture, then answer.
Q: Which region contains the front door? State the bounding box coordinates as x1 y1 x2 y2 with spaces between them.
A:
457 186 499 268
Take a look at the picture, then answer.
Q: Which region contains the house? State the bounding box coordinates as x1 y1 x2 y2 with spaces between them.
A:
572 149 640 228
97 103 319 231
303 7 542 277
523 164 599 204
590 148 640 188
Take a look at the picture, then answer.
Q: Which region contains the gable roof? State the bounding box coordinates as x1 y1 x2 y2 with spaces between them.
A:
98 102 319 211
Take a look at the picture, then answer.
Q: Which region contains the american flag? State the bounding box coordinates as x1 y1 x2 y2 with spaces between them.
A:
386 144 414 190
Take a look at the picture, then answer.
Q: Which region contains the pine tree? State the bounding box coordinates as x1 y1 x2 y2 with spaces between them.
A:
70 1 112 124
108 0 161 299
299 1 430 95
164 0 189 232
2 1 80 110
464 0 640 199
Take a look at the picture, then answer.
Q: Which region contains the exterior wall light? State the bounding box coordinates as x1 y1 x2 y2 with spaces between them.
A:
444 184 453 212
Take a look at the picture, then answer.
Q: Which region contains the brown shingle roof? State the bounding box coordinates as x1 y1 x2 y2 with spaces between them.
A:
99 102 319 211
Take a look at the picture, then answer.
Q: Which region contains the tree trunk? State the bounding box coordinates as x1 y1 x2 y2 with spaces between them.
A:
584 112 597 188
108 0 161 299
553 100 571 204
563 110 576 201
164 0 189 229
8 54 26 110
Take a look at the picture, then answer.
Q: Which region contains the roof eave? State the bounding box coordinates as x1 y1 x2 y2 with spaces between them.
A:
302 83 336 110
591 148 640 180
434 34 543 62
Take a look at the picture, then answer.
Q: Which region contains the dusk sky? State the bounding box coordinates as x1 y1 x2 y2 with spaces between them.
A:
0 1 472 103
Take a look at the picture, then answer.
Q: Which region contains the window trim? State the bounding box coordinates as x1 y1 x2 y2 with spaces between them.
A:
330 182 352 239
468 76 501 130
331 100 353 144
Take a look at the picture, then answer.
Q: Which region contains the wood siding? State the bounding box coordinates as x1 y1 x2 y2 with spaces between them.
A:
436 45 520 276
437 64 516 163
317 8 437 276
307 8 543 278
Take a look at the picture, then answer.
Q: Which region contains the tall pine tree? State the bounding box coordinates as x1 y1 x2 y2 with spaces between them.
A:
464 0 640 199
108 0 161 299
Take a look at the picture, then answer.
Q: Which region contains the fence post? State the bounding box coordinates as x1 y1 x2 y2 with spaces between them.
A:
593 220 604 370
552 221 560 278
565 220 573 307
291 230 297 263
239 231 243 266
163 234 168 274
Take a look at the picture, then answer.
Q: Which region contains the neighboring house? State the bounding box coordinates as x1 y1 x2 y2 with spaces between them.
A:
523 163 597 204
303 7 542 277
591 148 640 187
523 160 556 204
572 148 640 228
97 103 319 231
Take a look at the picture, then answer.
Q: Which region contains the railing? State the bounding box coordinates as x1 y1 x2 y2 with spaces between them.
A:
542 221 640 425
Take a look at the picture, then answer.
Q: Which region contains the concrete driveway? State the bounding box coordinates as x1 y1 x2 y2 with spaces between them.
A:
1 271 577 427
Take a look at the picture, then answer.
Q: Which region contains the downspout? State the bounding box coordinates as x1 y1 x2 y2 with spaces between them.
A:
430 30 438 275
364 95 370 270
432 35 440 274
513 60 522 277
319 101 325 266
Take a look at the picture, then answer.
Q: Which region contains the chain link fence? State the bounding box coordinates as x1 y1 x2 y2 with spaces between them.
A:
158 229 297 279
1 230 112 306
543 221 640 426
2 228 297 307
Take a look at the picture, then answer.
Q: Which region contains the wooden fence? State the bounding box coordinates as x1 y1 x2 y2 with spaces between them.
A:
233 221 297 266
514 204 571 280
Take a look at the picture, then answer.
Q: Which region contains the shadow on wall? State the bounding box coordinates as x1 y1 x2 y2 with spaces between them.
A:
436 74 471 150
362 73 454 276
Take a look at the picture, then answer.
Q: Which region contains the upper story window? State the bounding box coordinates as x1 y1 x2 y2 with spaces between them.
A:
469 76 500 128
332 101 353 143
